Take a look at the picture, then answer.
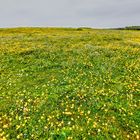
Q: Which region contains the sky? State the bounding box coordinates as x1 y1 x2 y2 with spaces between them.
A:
0 0 140 28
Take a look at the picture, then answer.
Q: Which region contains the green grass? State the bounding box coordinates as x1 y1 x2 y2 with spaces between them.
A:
0 28 140 140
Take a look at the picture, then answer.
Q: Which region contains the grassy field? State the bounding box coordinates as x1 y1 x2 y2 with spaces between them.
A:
0 28 140 140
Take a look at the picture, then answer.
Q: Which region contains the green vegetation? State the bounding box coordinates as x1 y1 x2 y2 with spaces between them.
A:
115 26 140 30
0 28 140 140
125 26 140 30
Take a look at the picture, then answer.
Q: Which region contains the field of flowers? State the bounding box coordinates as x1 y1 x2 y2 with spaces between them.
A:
0 28 140 140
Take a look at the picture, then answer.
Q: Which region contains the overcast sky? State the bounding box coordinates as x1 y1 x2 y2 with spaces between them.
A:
0 0 140 28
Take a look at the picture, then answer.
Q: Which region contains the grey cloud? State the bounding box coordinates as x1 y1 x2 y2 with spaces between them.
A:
0 0 140 28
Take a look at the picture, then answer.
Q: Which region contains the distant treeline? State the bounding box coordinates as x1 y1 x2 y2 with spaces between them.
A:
115 26 140 30
77 26 140 31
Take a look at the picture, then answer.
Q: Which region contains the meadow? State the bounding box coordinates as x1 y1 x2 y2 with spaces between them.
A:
0 27 140 140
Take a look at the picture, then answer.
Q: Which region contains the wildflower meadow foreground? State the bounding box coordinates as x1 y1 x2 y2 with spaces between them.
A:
0 28 140 139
